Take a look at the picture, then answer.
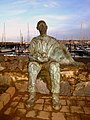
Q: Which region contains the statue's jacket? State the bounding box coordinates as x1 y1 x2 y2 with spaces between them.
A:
28 34 75 64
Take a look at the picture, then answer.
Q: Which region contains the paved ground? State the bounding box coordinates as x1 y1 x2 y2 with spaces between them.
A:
0 92 90 120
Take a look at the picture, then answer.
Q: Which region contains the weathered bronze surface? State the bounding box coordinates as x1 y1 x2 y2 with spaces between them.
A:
26 20 81 110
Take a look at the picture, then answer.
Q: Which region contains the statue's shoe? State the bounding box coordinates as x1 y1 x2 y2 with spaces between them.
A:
25 93 36 108
52 93 61 110
53 103 61 111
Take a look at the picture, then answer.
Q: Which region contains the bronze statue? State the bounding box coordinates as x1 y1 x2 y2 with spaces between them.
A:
26 20 82 110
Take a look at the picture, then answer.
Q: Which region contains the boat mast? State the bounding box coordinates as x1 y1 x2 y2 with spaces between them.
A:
27 23 30 42
2 23 6 42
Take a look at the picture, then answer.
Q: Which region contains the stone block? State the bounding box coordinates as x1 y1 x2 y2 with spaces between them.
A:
60 106 70 113
36 78 50 94
34 104 43 110
12 117 20 120
60 81 71 96
78 73 87 81
70 106 84 113
4 107 14 115
0 101 3 111
17 102 25 109
16 108 26 116
15 81 27 92
37 111 50 120
45 98 51 104
0 93 10 105
73 81 90 96
52 112 66 120
83 107 90 114
26 110 36 118
10 101 18 107
35 99 44 104
0 63 5 71
6 87 16 98
68 78 78 85
60 100 66 105
61 71 74 79
0 75 13 86
44 104 52 111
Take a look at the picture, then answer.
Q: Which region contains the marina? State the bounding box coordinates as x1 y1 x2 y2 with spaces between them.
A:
0 40 90 57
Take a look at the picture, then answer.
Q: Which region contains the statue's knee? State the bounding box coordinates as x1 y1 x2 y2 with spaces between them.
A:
28 62 41 72
50 62 60 69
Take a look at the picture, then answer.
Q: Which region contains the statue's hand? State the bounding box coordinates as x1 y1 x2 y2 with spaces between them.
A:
71 61 84 66
37 53 48 62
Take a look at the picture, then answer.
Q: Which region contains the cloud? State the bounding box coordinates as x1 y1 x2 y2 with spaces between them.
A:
31 15 71 24
43 1 59 8
6 9 27 16
0 1 27 17
46 15 70 21
12 0 40 7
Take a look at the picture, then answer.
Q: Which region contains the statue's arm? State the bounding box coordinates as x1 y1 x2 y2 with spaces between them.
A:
28 38 38 61
61 44 75 62
48 41 84 66
61 43 84 66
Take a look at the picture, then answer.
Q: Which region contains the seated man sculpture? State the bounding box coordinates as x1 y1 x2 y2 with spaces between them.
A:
26 20 81 110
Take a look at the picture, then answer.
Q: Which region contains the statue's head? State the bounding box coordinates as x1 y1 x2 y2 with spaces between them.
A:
36 20 48 35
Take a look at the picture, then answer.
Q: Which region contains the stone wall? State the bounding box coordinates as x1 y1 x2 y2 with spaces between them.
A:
0 55 90 96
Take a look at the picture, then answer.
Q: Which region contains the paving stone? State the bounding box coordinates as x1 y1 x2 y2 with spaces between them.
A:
52 112 66 120
16 108 26 116
34 104 43 110
6 87 16 98
0 101 3 111
83 107 90 114
76 96 86 100
0 93 10 105
15 81 27 92
12 117 20 120
45 98 51 104
60 96 67 99
86 101 90 107
60 106 70 113
44 104 52 111
70 99 77 106
77 100 86 106
26 110 36 118
21 118 27 120
4 107 16 115
13 96 21 101
42 96 51 99
22 95 28 101
70 106 84 113
80 114 90 120
37 111 50 120
60 100 66 105
66 100 71 106
66 99 77 106
70 96 77 100
17 102 25 109
86 96 90 101
10 101 18 107
66 113 81 120
0 92 90 120
35 99 44 104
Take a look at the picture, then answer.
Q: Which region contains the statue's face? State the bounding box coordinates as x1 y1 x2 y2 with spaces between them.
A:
37 22 47 34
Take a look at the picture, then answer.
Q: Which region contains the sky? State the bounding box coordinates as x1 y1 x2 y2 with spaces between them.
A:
0 0 90 42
